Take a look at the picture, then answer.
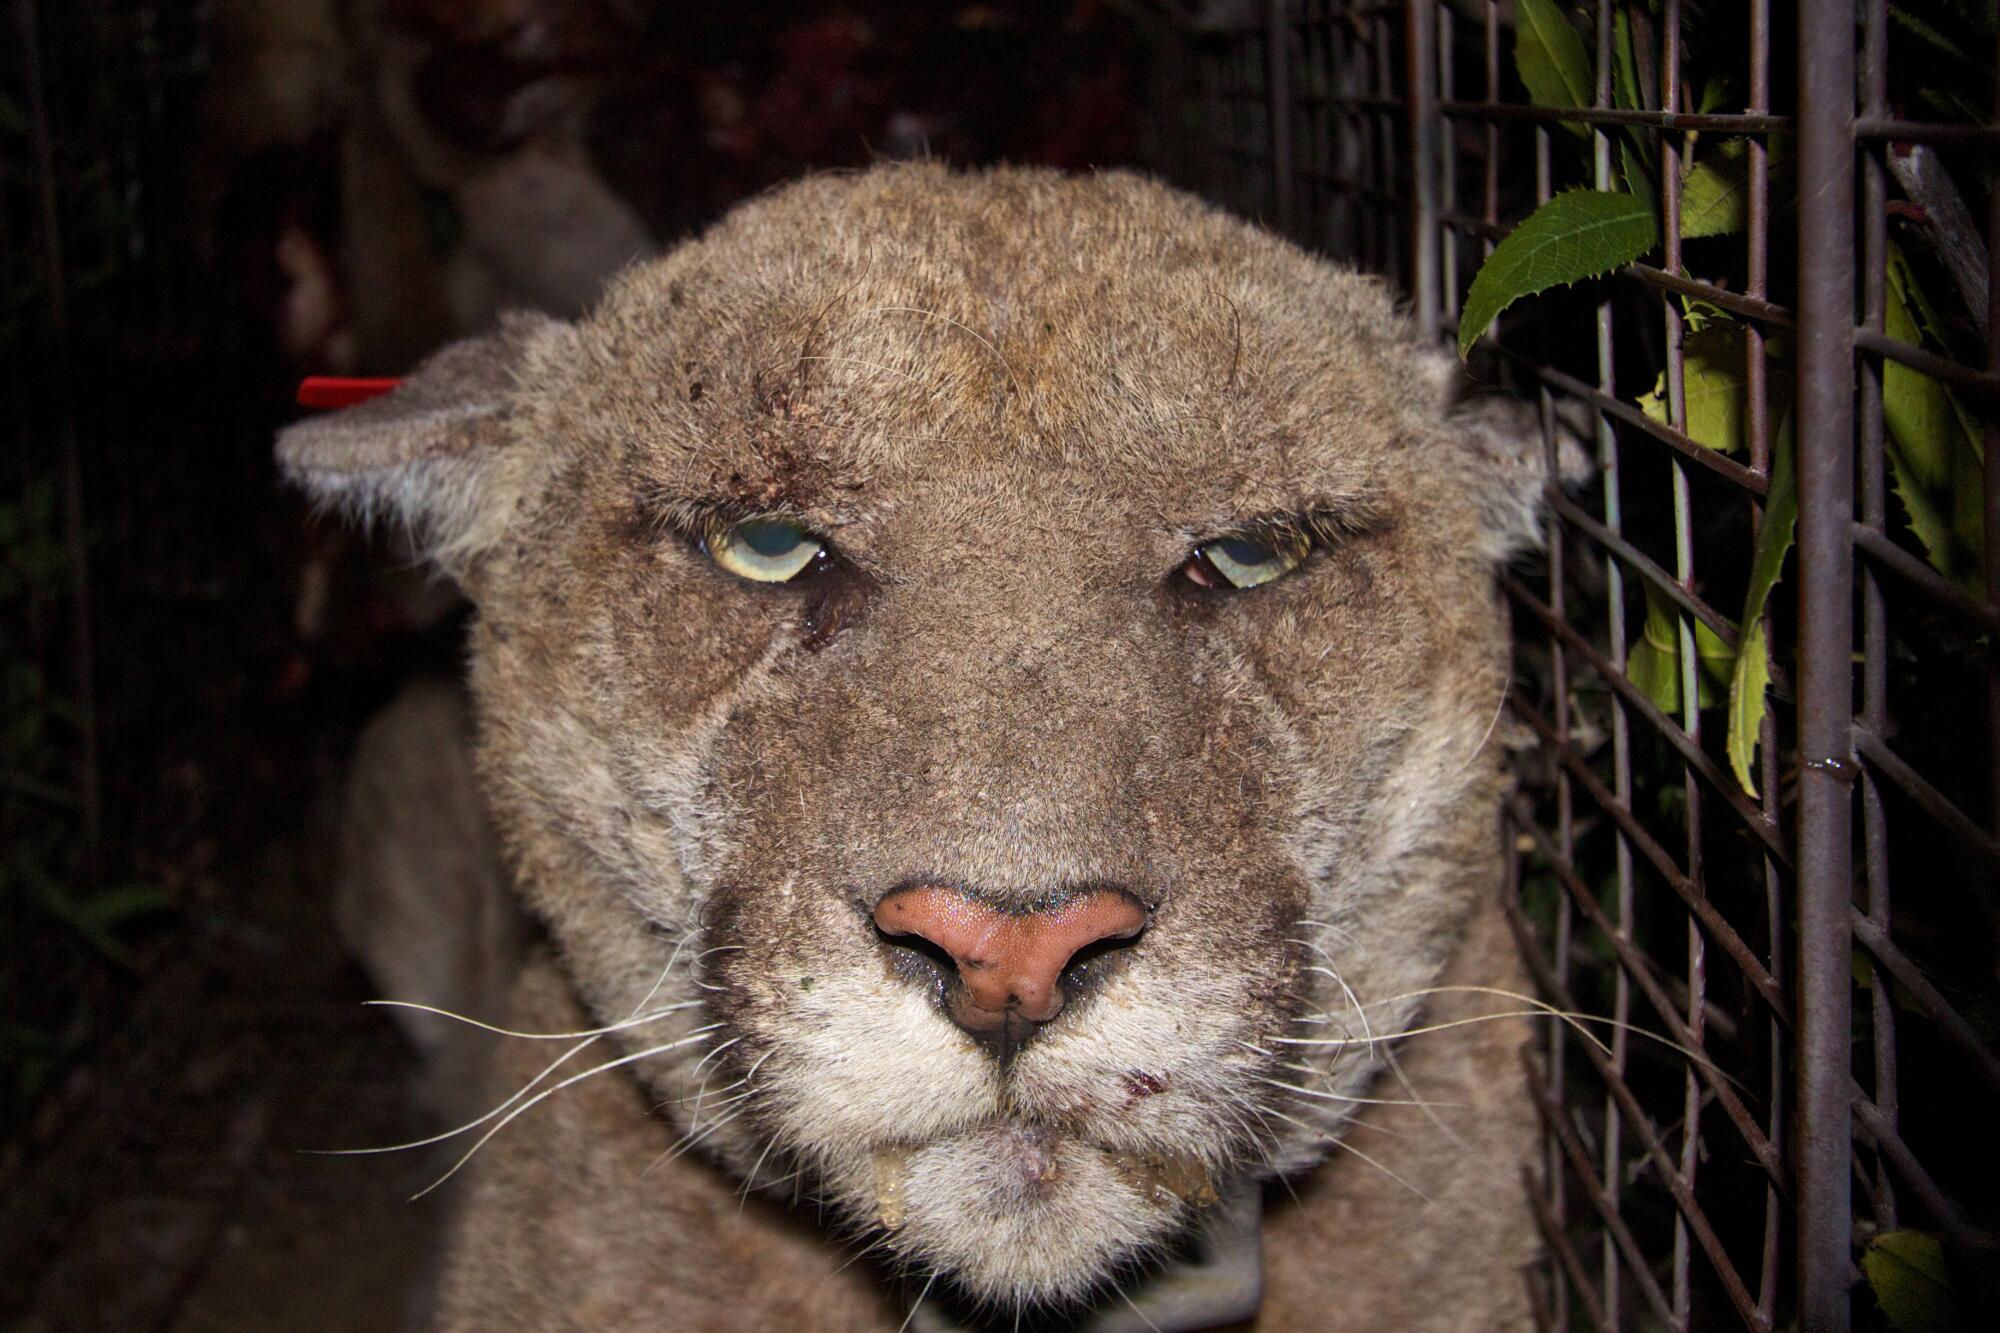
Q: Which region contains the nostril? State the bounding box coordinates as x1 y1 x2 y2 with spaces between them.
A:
1057 927 1142 989
876 920 957 989
873 885 1149 1035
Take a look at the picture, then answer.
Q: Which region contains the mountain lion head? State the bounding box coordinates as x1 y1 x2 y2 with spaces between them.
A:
281 164 1555 1316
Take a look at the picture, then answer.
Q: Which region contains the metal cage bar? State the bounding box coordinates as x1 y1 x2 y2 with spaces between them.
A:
1169 0 2000 1325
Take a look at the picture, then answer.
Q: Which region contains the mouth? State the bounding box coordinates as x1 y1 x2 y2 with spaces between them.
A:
868 1121 1222 1230
851 1118 1229 1307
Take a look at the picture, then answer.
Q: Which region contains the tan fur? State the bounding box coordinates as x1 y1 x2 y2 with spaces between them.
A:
286 164 1550 1330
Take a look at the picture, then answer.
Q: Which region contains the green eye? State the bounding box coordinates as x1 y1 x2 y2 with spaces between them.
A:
707 517 825 583
1191 534 1308 589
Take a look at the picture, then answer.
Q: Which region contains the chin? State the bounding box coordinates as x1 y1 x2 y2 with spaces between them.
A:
835 1121 1213 1309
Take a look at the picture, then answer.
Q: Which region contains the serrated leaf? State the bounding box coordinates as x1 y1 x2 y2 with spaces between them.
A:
1680 137 1749 237
1514 0 1592 137
1457 189 1658 357
1726 414 1796 795
1862 1232 1959 1333
1883 241 1984 589
1627 581 1732 715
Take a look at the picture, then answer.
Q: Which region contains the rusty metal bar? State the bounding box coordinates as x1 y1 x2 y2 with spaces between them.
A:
1847 913 2000 1099
1502 892 1773 1332
1514 807 1788 1189
1488 350 1773 496
1265 0 1293 234
1853 117 2000 148
1857 0 1900 1262
1624 265 1796 329
1748 4 1784 1314
1586 9 1639 1310
1987 13 2000 845
1522 1158 1613 1332
1850 727 2000 873
1849 1097 1998 1253
1851 328 2000 408
1439 100 1791 133
1509 695 1791 1014
1402 0 1437 338
1794 2 1857 1326
1505 579 1790 862
1549 492 1743 650
1521 1049 1679 1329
1850 524 2000 636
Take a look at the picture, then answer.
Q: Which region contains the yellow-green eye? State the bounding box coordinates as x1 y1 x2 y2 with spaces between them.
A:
1190 534 1308 589
707 517 825 583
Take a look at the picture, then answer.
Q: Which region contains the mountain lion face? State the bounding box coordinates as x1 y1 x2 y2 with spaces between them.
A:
282 165 1552 1314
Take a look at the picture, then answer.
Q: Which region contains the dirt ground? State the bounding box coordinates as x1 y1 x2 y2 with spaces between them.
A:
3 801 453 1331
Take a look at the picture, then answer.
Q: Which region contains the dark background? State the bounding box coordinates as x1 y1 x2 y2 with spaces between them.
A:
0 3 1171 1324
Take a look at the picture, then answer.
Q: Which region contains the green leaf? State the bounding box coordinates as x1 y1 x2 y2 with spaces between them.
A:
1679 137 1749 238
1726 414 1797 795
1627 581 1732 715
1883 241 1984 589
1862 1231 1959 1333
33 880 173 968
1514 0 1593 137
1637 316 1788 456
1918 85 1990 124
1457 189 1658 357
1891 7 1975 62
1610 11 1645 113
69 883 175 930
1619 141 1658 215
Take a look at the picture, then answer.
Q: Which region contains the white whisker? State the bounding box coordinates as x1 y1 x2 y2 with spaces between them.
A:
1257 1103 1429 1202
1277 1009 1615 1058
627 927 696 1018
412 1028 724 1199
896 1270 939 1333
364 997 699 1041
1259 1075 1461 1110
310 1033 608 1155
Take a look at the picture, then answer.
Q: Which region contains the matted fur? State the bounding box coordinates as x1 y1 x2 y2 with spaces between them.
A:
284 164 1551 1330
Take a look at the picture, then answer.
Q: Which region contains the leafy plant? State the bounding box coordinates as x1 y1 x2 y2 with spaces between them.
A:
1465 1 1986 799
1862 1231 1962 1333
0 480 171 972
1456 188 1657 357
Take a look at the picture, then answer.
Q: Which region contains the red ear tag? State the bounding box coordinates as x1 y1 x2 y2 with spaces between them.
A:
296 376 403 409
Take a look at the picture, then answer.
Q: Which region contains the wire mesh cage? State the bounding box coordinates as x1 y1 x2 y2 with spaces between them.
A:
1165 1 1999 1328
6 0 1998 1327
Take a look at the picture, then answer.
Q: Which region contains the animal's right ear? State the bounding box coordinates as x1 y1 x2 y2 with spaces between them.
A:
1420 354 1596 563
276 311 569 586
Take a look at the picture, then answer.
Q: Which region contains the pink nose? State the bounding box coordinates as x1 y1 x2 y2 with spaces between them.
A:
874 886 1148 1032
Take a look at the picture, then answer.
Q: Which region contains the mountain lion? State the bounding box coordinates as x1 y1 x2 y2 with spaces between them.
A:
285 164 1559 1331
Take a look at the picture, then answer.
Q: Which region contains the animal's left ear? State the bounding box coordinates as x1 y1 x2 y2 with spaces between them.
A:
277 311 570 588
1430 361 1594 562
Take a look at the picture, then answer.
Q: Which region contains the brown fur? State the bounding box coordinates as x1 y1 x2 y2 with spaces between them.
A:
284 164 1551 1330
